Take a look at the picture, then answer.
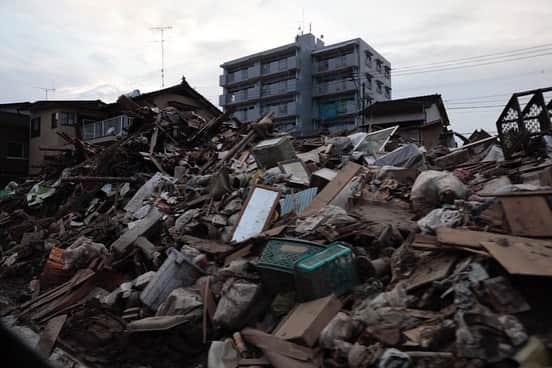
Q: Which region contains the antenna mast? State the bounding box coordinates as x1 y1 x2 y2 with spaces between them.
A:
151 25 173 87
35 87 56 100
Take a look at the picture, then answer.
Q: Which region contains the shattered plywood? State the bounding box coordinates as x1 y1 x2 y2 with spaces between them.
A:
481 239 552 277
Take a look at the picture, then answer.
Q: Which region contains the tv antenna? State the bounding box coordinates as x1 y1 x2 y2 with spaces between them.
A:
34 87 56 100
151 25 173 88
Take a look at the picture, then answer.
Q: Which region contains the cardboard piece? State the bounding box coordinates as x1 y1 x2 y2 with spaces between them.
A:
274 295 342 347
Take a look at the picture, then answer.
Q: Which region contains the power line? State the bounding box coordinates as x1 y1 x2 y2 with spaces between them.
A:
151 25 173 88
393 52 552 77
394 43 552 71
447 105 506 110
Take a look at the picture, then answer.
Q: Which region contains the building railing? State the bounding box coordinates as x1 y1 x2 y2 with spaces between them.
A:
83 115 132 141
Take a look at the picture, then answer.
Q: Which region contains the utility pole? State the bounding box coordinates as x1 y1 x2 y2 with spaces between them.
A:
361 82 366 127
35 87 56 100
151 25 173 88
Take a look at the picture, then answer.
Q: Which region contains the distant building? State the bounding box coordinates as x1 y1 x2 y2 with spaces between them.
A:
0 103 31 184
219 33 391 135
0 79 222 176
362 94 455 149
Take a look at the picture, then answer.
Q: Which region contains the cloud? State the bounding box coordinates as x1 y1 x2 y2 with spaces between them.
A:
1 0 552 132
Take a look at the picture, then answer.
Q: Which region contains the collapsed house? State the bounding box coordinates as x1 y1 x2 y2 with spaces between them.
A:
1 84 552 368
362 94 456 149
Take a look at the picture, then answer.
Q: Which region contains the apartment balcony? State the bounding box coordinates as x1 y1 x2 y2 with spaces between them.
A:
316 100 357 120
261 79 297 99
83 115 132 143
220 88 261 106
232 106 261 123
261 56 297 77
261 102 296 119
220 63 261 87
313 53 356 75
313 79 357 97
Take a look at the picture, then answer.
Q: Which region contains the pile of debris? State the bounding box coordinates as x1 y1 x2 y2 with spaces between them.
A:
2 91 552 368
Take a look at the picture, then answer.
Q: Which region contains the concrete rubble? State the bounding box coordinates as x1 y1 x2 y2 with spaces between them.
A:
2 91 552 368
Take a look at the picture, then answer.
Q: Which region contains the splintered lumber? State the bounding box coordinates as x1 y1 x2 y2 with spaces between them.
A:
222 112 273 162
435 227 550 250
241 328 316 362
36 314 67 357
301 162 362 217
111 208 163 254
188 110 231 143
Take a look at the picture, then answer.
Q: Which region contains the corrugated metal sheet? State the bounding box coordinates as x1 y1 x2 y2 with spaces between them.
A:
280 187 318 216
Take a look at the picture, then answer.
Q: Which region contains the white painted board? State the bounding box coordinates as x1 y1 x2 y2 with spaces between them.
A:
231 187 279 242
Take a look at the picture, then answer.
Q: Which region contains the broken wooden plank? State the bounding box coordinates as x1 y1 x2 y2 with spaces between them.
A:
481 239 552 277
36 314 67 357
241 328 316 362
436 227 552 250
411 242 490 256
404 253 457 291
436 228 501 249
301 162 362 217
134 236 158 260
188 110 231 143
149 127 159 156
177 235 233 256
111 208 163 254
498 195 552 237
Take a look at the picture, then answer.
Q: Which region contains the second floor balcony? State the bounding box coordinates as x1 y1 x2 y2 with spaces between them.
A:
83 115 132 142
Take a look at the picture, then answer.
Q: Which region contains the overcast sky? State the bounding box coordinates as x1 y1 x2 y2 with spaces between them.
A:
1 0 551 134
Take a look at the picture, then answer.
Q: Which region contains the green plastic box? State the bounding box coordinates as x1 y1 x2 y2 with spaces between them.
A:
294 242 358 301
256 238 325 292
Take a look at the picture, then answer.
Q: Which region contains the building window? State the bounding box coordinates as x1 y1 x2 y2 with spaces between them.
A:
31 117 41 137
318 59 329 72
278 58 288 71
279 80 288 93
51 113 58 128
262 84 271 96
336 55 347 67
366 74 373 90
278 103 288 114
227 72 235 82
57 112 76 126
376 60 382 73
262 64 270 74
385 87 391 99
241 69 248 80
384 66 390 79
376 81 383 94
7 142 25 159
365 52 373 67
337 100 348 114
